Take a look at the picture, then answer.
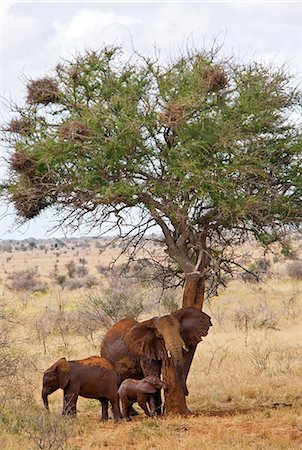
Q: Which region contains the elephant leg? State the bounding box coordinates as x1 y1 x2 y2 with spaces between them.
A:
100 397 109 421
138 400 151 417
148 396 156 416
119 394 132 421
129 406 139 416
110 396 121 423
63 391 78 416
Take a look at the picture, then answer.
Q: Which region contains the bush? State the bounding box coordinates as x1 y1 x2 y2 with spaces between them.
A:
62 275 98 290
287 261 302 280
95 264 107 274
65 260 76 278
0 301 30 400
241 258 271 283
232 305 278 332
160 290 181 313
0 402 72 450
6 268 48 292
75 265 89 277
78 276 144 330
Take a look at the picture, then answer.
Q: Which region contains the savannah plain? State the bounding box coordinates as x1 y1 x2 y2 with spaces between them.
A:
0 236 302 449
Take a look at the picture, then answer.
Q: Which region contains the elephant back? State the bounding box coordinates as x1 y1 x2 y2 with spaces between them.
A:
100 318 143 382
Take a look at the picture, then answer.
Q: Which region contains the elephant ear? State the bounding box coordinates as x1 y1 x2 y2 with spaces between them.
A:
125 319 165 360
55 357 70 389
137 380 157 394
173 307 212 349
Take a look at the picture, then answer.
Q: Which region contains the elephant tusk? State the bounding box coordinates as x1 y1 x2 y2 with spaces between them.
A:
183 345 189 352
167 350 172 359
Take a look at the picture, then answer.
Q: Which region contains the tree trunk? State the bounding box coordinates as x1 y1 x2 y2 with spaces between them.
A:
162 358 190 416
162 273 206 415
182 271 205 310
182 272 206 380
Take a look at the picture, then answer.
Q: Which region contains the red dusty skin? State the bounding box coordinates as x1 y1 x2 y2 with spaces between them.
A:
161 332 188 395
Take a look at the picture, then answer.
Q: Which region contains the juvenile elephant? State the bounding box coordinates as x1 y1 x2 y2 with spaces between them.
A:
118 375 165 421
101 307 212 413
42 355 121 421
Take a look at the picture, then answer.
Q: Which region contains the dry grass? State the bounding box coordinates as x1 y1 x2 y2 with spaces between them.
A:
0 238 302 449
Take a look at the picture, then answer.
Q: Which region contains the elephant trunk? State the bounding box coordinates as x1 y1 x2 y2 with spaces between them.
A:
163 333 185 365
162 334 188 396
42 389 50 410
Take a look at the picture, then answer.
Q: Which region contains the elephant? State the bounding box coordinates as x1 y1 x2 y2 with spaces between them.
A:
101 306 212 414
118 375 165 421
42 355 121 421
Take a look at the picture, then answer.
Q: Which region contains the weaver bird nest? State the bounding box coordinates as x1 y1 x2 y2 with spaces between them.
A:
11 186 49 219
58 120 92 142
160 103 188 128
27 77 59 105
9 149 35 175
202 66 227 91
7 118 32 135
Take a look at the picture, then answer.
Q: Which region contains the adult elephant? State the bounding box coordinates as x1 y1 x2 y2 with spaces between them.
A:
100 306 212 415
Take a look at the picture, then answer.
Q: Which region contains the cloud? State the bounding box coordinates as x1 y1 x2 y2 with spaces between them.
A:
54 9 141 40
50 9 142 58
134 3 210 57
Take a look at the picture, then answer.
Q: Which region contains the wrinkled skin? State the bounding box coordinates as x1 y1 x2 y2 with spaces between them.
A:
101 307 212 414
118 376 165 421
42 356 121 421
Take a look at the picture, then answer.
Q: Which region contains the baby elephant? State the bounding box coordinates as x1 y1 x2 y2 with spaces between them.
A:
118 375 165 421
42 355 121 421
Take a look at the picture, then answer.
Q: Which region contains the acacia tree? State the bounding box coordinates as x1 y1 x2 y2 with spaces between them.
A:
2 46 301 306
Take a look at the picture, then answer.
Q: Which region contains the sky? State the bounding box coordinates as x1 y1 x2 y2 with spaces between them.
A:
1 0 301 240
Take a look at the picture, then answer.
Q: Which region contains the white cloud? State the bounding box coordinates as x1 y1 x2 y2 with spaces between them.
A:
53 9 142 40
136 3 210 57
50 9 142 58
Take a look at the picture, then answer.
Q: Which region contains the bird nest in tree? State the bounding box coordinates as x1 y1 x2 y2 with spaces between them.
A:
58 120 92 142
11 186 48 220
7 118 32 135
69 66 82 81
27 77 59 105
202 66 227 91
160 103 188 127
9 149 35 174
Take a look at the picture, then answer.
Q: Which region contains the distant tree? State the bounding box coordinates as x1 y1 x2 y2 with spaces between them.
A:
1 45 302 309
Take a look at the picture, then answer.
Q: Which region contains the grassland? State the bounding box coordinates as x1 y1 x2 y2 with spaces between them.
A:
0 237 302 449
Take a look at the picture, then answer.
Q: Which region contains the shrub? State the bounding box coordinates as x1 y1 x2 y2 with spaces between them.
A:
287 261 302 280
75 265 89 277
241 258 271 283
6 268 48 292
247 342 275 373
232 305 278 332
78 276 144 330
0 301 25 399
95 264 107 274
62 275 98 290
65 260 76 278
0 403 72 450
160 290 181 313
